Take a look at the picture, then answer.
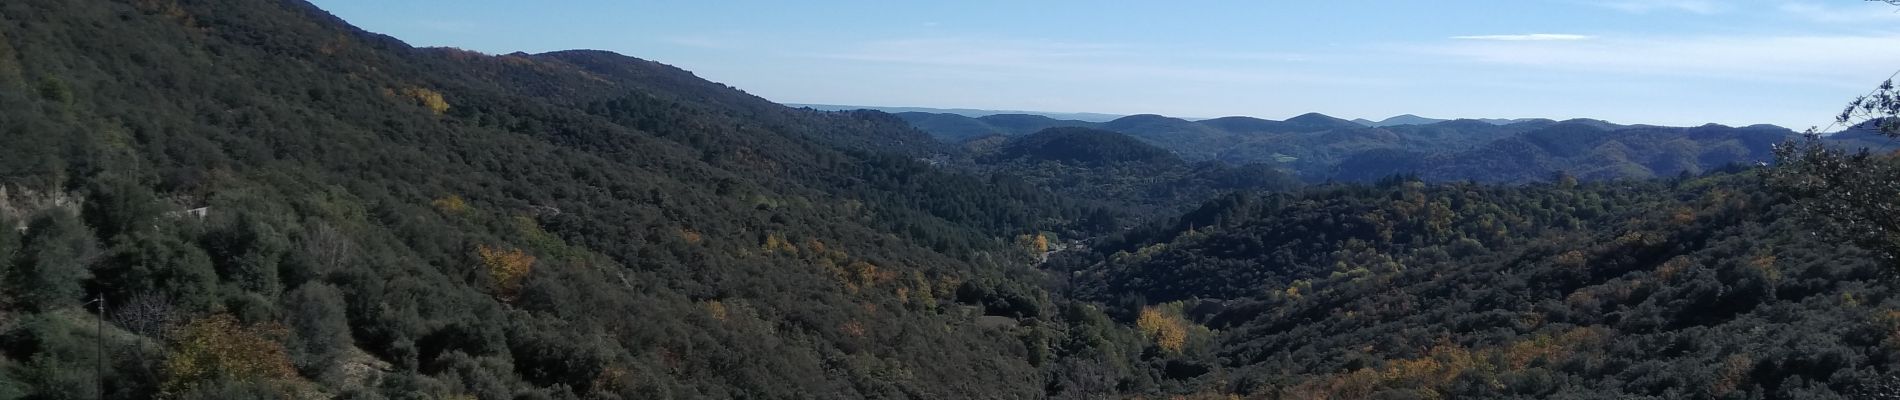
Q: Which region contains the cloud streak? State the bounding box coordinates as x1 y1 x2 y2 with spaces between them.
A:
1778 2 1900 23
812 37 1379 86
1416 33 1900 87
1589 0 1722 14
1452 34 1596 41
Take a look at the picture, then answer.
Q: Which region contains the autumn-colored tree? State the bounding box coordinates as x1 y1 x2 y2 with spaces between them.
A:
762 232 798 255
1750 250 1781 284
478 244 534 301
1709 354 1754 397
1136 306 1188 353
1555 250 1587 268
1016 233 1051 257
432 195 469 214
704 300 728 321
163 314 298 395
399 86 449 114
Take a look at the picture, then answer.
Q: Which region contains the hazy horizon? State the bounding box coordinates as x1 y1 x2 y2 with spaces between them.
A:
312 0 1900 131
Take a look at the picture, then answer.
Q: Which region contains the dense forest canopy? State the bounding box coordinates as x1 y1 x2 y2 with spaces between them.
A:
0 0 1897 399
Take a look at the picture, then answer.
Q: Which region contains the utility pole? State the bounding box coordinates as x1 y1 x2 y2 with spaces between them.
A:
87 296 104 400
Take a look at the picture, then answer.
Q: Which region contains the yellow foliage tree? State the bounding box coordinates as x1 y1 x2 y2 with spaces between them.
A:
1136 306 1189 354
478 244 535 301
1016 233 1051 256
762 232 798 255
399 86 450 114
704 300 729 321
432 195 469 214
163 314 297 395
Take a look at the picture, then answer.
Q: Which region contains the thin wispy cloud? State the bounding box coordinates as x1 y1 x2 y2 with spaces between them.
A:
1452 34 1596 41
813 37 1373 86
1590 0 1723 14
1417 33 1900 87
1779 2 1900 23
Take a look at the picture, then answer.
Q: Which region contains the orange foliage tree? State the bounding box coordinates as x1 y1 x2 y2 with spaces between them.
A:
478 244 535 301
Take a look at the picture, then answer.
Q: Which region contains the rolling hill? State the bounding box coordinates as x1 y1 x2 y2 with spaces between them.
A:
0 0 1098 397
968 128 1297 220
2 0 1898 399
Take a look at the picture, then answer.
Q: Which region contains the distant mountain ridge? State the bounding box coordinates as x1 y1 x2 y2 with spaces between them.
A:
1351 114 1543 127
787 103 1124 122
887 110 1872 183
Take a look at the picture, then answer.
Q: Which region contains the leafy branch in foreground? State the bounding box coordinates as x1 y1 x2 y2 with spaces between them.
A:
1768 79 1900 262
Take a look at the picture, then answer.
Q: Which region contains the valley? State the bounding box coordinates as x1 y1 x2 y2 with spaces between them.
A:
0 1 1895 399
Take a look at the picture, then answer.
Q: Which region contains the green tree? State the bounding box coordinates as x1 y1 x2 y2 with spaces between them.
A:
0 213 17 285
203 213 288 297
1768 79 1900 262
282 282 351 378
8 211 97 311
10 314 104 399
97 230 219 313
81 177 163 241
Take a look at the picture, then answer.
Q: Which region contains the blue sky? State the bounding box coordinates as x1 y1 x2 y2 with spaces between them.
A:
310 0 1900 129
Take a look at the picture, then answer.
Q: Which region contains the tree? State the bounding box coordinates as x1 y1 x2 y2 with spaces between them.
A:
288 221 353 289
1135 306 1188 354
398 86 450 115
113 292 178 389
1553 170 1578 189
203 213 289 297
98 230 220 313
81 177 163 241
162 314 297 396
8 211 98 311
477 244 534 301
1768 79 1900 262
282 282 351 378
0 212 17 290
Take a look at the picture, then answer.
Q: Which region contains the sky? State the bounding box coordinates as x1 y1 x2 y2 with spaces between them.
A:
308 0 1900 130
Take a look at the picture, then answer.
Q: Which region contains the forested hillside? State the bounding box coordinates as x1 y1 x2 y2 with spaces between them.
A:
968 128 1299 222
1051 171 1900 398
0 0 1107 398
3 0 1900 399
